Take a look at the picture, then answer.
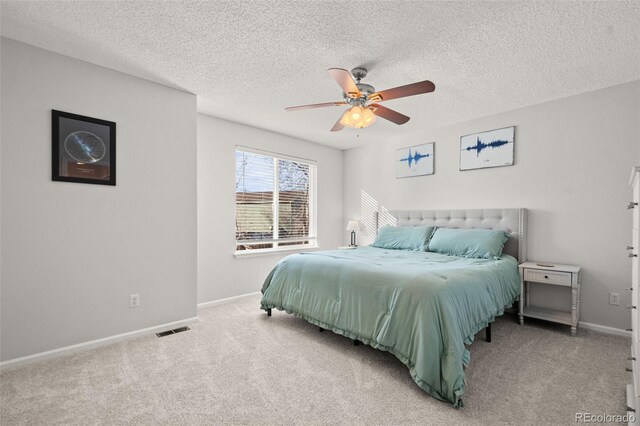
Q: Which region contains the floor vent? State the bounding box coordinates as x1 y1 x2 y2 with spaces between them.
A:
156 326 190 338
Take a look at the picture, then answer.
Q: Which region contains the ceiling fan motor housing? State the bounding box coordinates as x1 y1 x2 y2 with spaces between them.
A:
350 67 375 96
356 83 375 95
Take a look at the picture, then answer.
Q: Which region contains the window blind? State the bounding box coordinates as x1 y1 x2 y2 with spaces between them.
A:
235 148 317 251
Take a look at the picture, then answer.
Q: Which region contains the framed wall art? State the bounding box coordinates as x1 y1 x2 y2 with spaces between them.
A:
396 142 434 178
459 126 515 171
52 110 116 185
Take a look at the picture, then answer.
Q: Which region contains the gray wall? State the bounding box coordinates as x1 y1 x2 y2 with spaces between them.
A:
197 114 343 303
343 81 640 330
0 39 198 361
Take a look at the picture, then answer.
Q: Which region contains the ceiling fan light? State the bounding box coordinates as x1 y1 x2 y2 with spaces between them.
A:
339 107 356 127
340 106 376 129
361 107 375 124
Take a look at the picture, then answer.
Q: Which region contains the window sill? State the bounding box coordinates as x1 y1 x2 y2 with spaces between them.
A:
234 245 321 259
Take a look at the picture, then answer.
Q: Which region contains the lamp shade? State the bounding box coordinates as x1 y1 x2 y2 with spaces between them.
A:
346 220 365 232
339 106 377 129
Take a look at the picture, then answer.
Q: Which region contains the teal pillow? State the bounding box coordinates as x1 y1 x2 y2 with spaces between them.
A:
427 228 509 259
371 226 435 251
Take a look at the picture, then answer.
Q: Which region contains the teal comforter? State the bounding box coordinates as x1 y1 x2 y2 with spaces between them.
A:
260 247 520 407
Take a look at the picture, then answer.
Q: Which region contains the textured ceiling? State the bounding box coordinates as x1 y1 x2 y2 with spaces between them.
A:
2 1 639 149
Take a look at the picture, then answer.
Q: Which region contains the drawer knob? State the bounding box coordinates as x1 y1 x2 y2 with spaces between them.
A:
544 275 549 279
630 253 638 258
628 246 635 251
626 367 633 372
629 357 637 361
626 328 633 331
628 306 637 309
628 202 638 209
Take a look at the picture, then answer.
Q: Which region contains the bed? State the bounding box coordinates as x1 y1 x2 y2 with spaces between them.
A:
260 208 526 407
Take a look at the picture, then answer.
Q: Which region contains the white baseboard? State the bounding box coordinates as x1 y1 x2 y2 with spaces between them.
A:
580 321 630 337
0 316 200 371
197 291 261 309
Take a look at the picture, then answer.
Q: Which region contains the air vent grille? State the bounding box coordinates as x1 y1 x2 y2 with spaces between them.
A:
156 326 190 338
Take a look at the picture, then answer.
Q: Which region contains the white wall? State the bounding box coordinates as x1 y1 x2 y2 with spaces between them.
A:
197 114 343 303
343 81 640 330
0 39 197 361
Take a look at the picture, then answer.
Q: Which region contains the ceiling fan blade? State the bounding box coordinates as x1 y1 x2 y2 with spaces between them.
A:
369 80 435 103
285 101 347 111
330 116 344 132
331 113 345 132
327 68 361 99
370 104 410 125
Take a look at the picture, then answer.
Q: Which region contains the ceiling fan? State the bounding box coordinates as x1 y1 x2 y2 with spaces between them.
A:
285 67 435 132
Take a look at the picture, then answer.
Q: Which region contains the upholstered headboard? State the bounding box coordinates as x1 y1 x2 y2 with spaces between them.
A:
384 208 527 263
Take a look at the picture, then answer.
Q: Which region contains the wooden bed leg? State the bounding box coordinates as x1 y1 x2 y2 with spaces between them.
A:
319 327 324 332
486 323 491 343
267 308 272 317
354 340 360 346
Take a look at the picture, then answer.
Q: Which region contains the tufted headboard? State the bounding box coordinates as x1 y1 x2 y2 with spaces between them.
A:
384 208 527 263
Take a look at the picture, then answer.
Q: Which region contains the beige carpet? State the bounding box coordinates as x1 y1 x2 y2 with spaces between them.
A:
0 294 629 425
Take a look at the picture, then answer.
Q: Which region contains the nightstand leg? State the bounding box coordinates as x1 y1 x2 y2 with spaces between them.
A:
571 283 579 337
518 297 524 325
519 274 524 325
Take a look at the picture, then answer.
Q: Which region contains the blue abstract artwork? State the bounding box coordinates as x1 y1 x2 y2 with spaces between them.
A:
396 143 434 178
460 126 515 171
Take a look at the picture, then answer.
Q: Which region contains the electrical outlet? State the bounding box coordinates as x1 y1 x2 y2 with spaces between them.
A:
130 294 140 308
609 292 620 306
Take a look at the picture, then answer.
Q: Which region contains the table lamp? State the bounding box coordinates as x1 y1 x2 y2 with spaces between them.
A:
346 220 365 247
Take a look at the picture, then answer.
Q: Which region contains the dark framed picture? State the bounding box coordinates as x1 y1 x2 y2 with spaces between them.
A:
52 110 116 185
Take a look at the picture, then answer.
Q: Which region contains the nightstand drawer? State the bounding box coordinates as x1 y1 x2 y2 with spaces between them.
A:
523 269 572 286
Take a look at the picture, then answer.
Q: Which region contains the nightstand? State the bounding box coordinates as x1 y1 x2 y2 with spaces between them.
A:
518 262 581 336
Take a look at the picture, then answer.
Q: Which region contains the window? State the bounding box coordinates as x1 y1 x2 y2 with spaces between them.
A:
235 147 317 252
